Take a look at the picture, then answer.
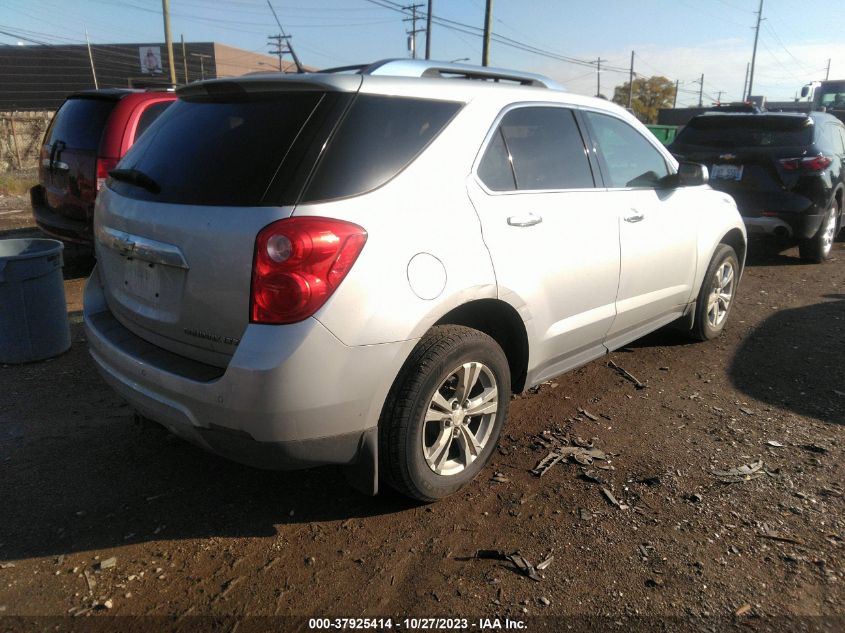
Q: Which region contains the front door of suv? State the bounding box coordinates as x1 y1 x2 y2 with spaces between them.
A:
467 105 620 384
581 110 698 348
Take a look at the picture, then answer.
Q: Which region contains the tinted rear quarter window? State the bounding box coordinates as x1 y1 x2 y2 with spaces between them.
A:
46 97 117 150
133 101 172 142
302 95 461 202
110 92 324 206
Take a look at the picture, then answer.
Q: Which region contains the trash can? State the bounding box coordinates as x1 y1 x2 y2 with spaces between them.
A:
0 238 71 364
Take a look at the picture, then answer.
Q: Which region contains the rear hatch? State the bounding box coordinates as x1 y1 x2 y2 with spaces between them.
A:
38 95 120 223
670 114 817 214
94 77 360 366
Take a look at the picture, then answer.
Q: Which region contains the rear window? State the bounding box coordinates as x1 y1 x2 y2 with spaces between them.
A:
674 116 814 148
302 94 462 202
109 92 324 206
46 97 117 150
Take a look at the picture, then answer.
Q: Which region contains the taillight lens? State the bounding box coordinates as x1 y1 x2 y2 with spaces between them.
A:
251 217 367 324
96 157 119 191
779 154 832 172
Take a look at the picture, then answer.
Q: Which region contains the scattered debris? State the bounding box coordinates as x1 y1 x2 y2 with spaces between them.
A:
102 599 113 610
536 555 554 571
531 443 609 477
757 531 804 547
531 452 565 477
711 460 764 483
83 569 97 594
739 407 755 416
608 360 646 389
538 596 550 606
799 443 829 455
97 557 117 570
580 469 607 485
460 550 545 582
734 603 752 617
766 440 784 448
491 473 510 483
601 488 628 510
578 408 599 421
578 508 592 521
0 563 15 569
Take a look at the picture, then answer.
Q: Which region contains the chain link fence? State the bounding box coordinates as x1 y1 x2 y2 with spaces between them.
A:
0 112 52 173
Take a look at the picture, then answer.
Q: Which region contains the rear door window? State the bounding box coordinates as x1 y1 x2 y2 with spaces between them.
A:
110 92 326 206
302 94 461 202
46 97 117 150
478 106 594 191
584 112 670 188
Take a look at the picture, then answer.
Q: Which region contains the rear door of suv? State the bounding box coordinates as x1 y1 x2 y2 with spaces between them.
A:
37 95 119 233
468 104 621 382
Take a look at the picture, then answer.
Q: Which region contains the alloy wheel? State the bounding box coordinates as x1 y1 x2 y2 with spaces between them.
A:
706 261 734 328
422 361 498 476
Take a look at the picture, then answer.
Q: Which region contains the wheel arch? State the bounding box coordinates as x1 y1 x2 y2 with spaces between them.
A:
719 227 747 274
433 298 529 394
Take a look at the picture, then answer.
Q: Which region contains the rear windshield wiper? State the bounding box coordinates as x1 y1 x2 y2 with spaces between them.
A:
108 168 161 194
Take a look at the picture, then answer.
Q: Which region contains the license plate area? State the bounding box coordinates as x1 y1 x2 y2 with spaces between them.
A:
123 258 161 303
710 164 744 181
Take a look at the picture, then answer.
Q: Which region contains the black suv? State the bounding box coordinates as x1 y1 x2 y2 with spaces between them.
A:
669 111 843 262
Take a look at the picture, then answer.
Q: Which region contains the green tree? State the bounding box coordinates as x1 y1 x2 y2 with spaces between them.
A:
613 75 676 124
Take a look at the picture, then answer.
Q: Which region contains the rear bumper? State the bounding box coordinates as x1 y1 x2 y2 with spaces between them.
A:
30 186 93 244
83 265 417 470
742 212 825 240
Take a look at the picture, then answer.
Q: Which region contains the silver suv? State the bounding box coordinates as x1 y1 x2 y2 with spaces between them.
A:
84 60 746 501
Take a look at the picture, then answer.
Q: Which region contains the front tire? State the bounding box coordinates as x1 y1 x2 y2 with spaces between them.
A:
379 325 510 502
799 202 838 263
691 244 739 341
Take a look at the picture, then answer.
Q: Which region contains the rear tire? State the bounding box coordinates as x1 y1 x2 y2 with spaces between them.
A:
799 202 838 263
379 325 510 502
690 244 739 341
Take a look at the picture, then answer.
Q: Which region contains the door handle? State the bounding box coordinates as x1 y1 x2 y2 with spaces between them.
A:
624 209 645 223
507 212 543 227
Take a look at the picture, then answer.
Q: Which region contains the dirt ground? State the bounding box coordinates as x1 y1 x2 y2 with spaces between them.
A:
1 193 843 631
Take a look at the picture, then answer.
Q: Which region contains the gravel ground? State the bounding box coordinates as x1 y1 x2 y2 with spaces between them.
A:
1 198 843 631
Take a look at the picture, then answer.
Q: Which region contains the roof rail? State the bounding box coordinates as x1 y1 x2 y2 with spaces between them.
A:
317 58 562 90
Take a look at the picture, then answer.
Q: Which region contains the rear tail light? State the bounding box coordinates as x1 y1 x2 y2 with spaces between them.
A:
779 154 832 172
96 157 119 191
251 217 367 324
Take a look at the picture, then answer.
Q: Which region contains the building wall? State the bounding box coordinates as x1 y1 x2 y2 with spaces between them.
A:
0 42 282 111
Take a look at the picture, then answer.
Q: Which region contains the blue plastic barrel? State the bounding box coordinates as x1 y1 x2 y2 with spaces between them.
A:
0 238 71 363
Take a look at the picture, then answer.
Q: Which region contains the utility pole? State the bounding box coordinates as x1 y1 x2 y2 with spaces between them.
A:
482 0 493 66
698 73 704 107
716 90 724 104
403 4 424 59
747 0 764 99
84 28 98 89
425 0 432 60
268 34 284 70
627 50 634 109
742 62 750 101
673 79 679 108
595 58 604 98
267 1 304 72
826 58 831 80
180 34 188 84
161 0 177 86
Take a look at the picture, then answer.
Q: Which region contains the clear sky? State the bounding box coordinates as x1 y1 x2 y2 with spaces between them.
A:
2 0 841 105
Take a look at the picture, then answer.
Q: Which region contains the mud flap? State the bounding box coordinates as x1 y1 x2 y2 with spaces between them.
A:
343 426 378 496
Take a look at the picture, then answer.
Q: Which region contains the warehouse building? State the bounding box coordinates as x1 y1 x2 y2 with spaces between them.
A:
0 42 297 111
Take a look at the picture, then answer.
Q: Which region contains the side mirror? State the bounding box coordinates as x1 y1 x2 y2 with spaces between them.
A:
800 85 810 98
677 161 708 187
